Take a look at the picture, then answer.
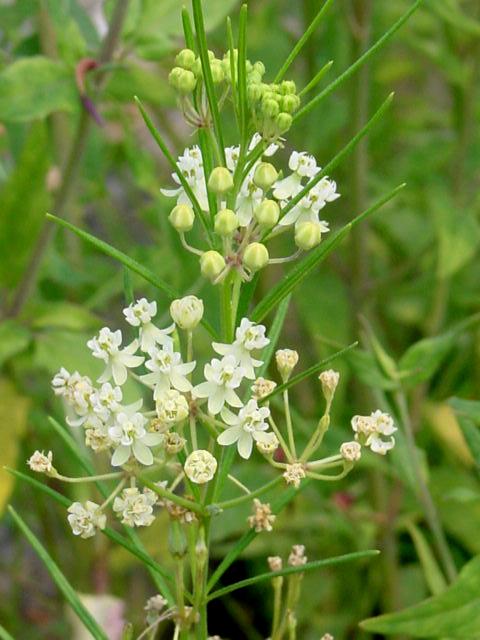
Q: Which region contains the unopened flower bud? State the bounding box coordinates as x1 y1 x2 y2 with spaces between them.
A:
288 544 307 566
208 167 234 194
281 94 300 114
280 80 297 95
169 67 196 93
268 556 283 572
253 61 266 76
276 112 293 133
175 48 196 70
215 208 238 236
200 251 225 281
243 242 269 272
156 389 189 425
252 377 277 400
247 83 263 102
184 450 218 484
254 199 280 227
210 60 225 83
294 221 322 250
168 67 183 88
247 499 275 532
263 98 280 118
169 204 194 232
164 431 186 455
170 295 204 330
276 349 299 382
319 369 340 403
253 163 279 191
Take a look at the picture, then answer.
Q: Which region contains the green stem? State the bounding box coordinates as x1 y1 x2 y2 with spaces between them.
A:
213 475 282 510
283 390 297 459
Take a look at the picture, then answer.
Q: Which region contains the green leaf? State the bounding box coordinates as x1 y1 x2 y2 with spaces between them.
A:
257 295 291 378
207 550 380 601
0 56 78 122
0 320 31 366
8 506 109 639
346 349 398 391
456 417 480 469
294 0 424 120
0 123 50 288
406 522 447 596
361 555 480 638
0 379 29 515
0 624 15 640
252 184 404 323
449 398 480 424
30 302 101 331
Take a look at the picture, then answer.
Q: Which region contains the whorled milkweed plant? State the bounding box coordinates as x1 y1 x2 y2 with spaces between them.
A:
14 1 423 638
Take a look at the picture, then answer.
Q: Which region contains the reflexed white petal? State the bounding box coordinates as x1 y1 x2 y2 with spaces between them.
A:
225 388 243 408
170 373 192 392
237 432 253 459
209 389 226 415
111 361 128 386
98 362 113 383
217 426 242 446
193 381 216 398
220 407 239 426
111 445 131 467
133 441 154 465
142 433 163 447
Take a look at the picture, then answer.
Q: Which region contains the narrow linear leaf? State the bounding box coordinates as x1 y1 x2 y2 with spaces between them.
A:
274 0 334 82
257 295 291 378
299 60 334 98
278 94 394 224
294 0 424 120
253 184 404 322
449 398 480 424
263 342 358 402
237 4 248 144
0 624 15 640
45 214 217 338
457 417 480 469
181 7 196 50
208 550 379 601
191 0 226 163
406 521 447 596
9 506 109 640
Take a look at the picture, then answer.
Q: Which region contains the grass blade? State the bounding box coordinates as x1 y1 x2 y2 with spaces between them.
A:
181 7 196 50
274 0 334 82
257 295 291 378
9 506 109 640
237 4 248 146
191 0 226 165
299 60 334 98
277 93 394 225
0 625 15 640
253 183 405 322
207 550 380 601
294 0 424 121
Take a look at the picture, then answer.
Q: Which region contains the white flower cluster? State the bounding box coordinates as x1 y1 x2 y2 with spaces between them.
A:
351 410 397 455
162 135 340 283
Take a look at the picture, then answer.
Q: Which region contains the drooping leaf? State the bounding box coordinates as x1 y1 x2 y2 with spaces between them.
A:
0 56 78 122
361 555 480 638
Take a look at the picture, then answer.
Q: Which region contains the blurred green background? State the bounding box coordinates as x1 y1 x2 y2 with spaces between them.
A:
1 0 480 638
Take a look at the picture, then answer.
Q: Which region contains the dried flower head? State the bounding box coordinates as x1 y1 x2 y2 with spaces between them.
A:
275 349 299 381
247 499 276 532
164 431 187 455
67 501 106 539
268 556 283 572
184 449 218 484
27 450 55 475
288 544 307 567
252 376 277 400
340 441 362 462
163 499 197 524
283 462 306 488
113 487 157 527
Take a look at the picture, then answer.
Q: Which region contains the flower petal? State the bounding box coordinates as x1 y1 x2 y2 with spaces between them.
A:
111 445 131 467
133 441 154 465
217 426 242 446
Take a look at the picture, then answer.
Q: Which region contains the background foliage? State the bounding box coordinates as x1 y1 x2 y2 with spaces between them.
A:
1 0 480 638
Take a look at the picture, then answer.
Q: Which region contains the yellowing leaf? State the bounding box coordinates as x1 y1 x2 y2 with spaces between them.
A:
0 378 30 514
423 401 474 467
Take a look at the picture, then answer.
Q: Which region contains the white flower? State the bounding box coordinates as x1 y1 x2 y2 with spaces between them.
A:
213 318 269 379
123 298 175 352
85 427 113 452
90 382 122 421
217 399 271 459
51 367 72 396
109 412 162 466
160 145 209 211
351 410 396 455
272 151 318 200
27 450 54 474
142 343 195 400
184 449 218 484
113 487 157 527
340 441 362 462
235 171 263 226
155 389 189 426
193 355 245 415
87 328 144 386
67 501 106 539
279 177 339 227
52 369 98 427
170 295 204 330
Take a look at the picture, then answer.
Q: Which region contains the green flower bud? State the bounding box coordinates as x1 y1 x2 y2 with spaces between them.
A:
253 61 266 76
215 208 238 236
247 83 263 103
208 167 234 194
169 204 195 232
200 251 226 281
175 48 196 70
263 90 279 103
248 71 263 85
168 67 183 89
254 199 280 227
246 59 253 73
243 242 269 272
276 112 293 133
294 221 323 250
281 94 301 114
177 69 197 94
262 98 280 118
253 162 279 191
192 58 202 76
211 60 225 83
280 80 296 95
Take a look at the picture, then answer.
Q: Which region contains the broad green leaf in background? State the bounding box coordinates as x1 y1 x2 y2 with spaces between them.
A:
0 56 78 122
0 320 31 367
0 123 50 288
449 397 480 424
9 507 109 640
346 349 398 390
361 555 480 638
0 379 29 515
